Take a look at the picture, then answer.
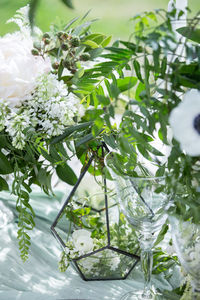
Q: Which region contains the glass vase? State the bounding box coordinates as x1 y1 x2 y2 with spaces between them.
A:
106 153 170 299
169 216 200 300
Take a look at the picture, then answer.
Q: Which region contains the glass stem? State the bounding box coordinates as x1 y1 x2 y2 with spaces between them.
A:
141 248 153 299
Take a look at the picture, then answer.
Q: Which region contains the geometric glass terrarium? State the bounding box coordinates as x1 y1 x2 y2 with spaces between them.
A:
51 143 140 281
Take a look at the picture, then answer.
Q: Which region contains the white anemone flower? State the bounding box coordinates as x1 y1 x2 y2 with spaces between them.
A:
169 89 200 156
72 229 94 254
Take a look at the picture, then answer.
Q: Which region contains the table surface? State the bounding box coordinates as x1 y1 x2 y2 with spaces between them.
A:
0 190 181 300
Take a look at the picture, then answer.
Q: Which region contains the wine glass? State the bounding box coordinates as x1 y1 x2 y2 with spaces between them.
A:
105 153 169 300
169 216 200 300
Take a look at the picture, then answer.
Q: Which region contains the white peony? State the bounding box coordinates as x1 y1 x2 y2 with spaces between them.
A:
0 31 51 107
72 229 94 254
169 89 200 156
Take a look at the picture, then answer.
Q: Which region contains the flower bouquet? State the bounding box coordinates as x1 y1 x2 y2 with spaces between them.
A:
0 5 112 261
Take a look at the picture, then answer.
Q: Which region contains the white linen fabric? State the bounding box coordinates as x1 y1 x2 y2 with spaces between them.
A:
0 191 181 300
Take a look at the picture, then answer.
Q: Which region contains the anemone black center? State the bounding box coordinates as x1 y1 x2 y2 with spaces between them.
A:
194 114 200 134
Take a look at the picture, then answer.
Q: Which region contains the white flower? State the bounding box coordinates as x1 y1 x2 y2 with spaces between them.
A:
79 257 96 272
28 74 84 138
169 89 200 156
0 31 51 107
72 229 94 254
5 111 31 149
109 256 121 271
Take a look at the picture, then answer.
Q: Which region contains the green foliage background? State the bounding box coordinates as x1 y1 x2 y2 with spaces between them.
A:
0 0 199 39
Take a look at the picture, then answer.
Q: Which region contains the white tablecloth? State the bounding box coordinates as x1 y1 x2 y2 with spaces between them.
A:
0 191 181 300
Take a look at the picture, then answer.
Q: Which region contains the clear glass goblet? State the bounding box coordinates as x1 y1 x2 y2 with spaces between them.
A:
106 153 169 300
169 216 200 300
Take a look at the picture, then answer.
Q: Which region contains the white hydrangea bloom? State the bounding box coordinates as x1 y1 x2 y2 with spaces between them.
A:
169 89 200 156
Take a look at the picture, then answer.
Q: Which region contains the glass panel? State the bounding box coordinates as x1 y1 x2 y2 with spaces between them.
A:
76 248 138 280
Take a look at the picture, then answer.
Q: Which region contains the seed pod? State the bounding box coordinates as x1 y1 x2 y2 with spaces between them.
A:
57 32 68 41
52 62 59 70
44 38 51 45
70 37 80 47
43 32 50 39
63 59 71 69
71 68 77 74
61 43 69 51
57 31 64 39
61 33 68 40
80 53 91 61
31 49 39 56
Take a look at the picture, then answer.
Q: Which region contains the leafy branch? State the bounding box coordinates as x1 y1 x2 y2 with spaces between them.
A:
13 167 35 261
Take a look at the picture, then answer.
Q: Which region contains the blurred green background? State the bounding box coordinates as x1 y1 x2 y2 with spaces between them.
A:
0 0 199 39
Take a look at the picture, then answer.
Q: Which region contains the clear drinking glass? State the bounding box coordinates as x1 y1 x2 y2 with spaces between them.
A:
106 153 169 300
169 216 200 300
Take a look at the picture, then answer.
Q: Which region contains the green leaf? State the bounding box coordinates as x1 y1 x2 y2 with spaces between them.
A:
49 145 61 162
58 61 64 80
137 144 150 160
64 16 79 30
161 290 181 300
80 9 92 21
116 77 137 92
135 82 145 101
155 164 166 177
177 26 200 44
61 0 74 9
110 83 120 99
83 40 99 49
22 182 32 194
0 151 13 174
103 134 117 149
0 134 10 149
104 79 113 98
39 147 54 163
97 95 110 106
50 122 93 144
101 35 112 47
84 33 105 44
105 47 132 58
154 224 169 247
133 60 143 83
56 163 77 185
75 67 85 79
56 143 70 159
161 56 167 77
36 168 52 194
0 176 9 191
153 48 160 73
120 41 143 53
76 133 94 147
144 56 150 82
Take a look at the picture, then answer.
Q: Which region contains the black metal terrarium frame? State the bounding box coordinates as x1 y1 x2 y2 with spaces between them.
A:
51 142 140 281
